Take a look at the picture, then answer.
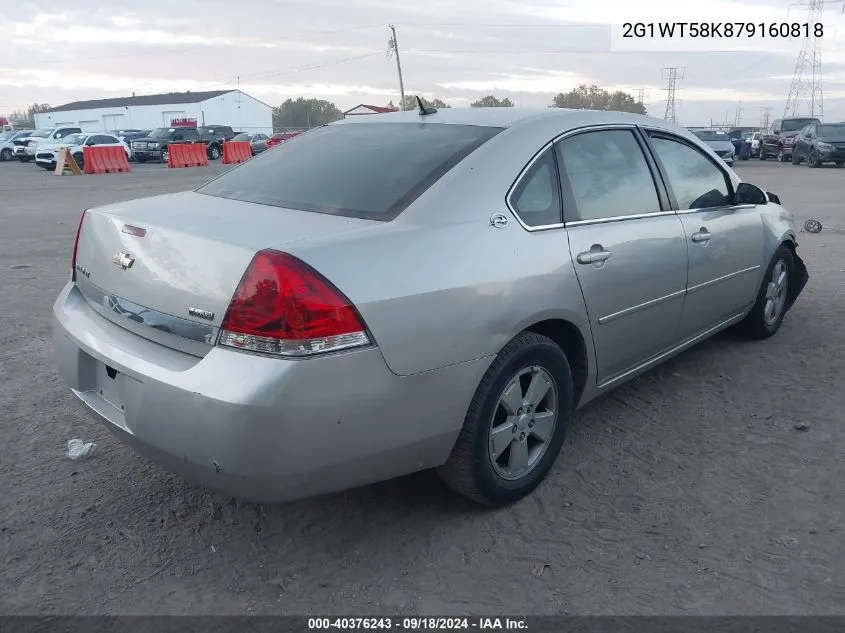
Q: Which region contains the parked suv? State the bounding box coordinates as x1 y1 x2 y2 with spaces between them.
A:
791 122 845 167
131 125 232 162
13 127 81 162
759 117 820 162
198 125 235 160
0 130 33 161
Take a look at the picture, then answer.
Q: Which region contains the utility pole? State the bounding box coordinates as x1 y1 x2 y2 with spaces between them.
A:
734 100 742 127
661 67 685 124
388 25 406 111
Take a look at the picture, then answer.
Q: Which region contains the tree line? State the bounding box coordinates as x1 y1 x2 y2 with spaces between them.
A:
273 86 646 129
6 86 646 131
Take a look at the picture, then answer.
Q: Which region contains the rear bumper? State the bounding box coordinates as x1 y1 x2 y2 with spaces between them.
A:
52 283 485 502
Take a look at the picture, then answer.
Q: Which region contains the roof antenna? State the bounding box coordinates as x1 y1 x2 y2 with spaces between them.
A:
416 95 437 116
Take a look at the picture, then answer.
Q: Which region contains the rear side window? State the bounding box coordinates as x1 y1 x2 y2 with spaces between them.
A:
198 123 502 220
509 149 561 227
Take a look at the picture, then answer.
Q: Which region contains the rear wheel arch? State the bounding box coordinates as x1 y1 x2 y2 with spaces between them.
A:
523 319 588 408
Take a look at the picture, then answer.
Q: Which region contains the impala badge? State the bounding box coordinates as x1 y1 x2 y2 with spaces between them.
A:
188 307 214 321
113 252 135 270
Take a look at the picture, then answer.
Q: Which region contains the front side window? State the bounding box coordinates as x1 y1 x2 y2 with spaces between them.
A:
509 150 561 227
556 129 660 222
198 122 502 220
649 135 731 210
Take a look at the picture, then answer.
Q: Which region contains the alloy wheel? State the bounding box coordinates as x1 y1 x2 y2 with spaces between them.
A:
764 260 789 326
488 365 558 481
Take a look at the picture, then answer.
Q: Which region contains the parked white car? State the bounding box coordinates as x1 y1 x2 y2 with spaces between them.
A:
14 126 82 162
0 130 34 161
34 133 130 170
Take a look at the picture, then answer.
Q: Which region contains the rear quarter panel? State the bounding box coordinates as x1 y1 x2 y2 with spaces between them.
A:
284 124 592 376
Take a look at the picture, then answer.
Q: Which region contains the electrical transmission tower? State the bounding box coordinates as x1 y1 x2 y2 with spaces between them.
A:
661 67 685 124
761 106 772 129
783 0 829 118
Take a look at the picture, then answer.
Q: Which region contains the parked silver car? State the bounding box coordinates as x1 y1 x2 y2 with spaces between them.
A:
692 129 736 165
53 108 809 506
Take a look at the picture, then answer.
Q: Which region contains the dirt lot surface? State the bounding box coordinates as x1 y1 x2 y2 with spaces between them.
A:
1 159 843 616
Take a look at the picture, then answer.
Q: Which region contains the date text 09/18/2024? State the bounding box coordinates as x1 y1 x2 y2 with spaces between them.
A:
307 617 528 630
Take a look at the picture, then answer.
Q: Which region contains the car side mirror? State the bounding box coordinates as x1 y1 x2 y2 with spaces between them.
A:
85 140 96 145
735 182 767 205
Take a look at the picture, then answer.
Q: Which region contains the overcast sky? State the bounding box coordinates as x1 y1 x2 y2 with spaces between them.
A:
2 0 845 126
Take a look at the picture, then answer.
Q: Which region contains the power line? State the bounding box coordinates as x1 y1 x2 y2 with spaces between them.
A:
661 67 685 124
26 24 386 66
181 51 386 91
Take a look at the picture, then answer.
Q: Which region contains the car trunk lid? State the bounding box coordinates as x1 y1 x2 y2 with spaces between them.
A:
74 191 379 355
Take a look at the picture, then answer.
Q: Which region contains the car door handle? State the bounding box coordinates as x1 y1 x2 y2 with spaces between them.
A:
691 229 711 243
576 249 612 264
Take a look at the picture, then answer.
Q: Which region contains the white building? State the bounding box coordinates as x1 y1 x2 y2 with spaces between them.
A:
34 90 273 134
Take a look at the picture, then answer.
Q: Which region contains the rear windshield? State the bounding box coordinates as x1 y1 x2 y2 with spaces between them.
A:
197 122 502 220
817 124 845 136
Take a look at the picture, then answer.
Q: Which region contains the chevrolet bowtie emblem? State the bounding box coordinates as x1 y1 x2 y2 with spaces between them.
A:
113 252 135 270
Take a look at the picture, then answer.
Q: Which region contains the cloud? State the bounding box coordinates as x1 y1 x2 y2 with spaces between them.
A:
1 0 844 125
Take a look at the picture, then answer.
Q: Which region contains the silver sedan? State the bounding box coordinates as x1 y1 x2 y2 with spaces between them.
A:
53 107 809 506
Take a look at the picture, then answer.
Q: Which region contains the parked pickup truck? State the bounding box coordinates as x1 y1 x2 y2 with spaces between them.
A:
759 116 821 162
130 125 234 162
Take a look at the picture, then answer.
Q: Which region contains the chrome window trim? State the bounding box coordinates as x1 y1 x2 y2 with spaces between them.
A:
505 123 644 233
565 210 676 227
75 277 216 357
675 203 756 216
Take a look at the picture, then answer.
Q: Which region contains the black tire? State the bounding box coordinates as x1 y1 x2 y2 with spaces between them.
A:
737 245 795 340
136 156 147 163
791 151 800 165
808 150 822 168
437 332 574 507
72 153 84 170
208 144 221 160
0 148 11 162
160 148 169 163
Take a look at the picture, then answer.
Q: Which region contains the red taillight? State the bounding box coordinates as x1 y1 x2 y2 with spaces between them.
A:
70 210 88 281
218 250 370 357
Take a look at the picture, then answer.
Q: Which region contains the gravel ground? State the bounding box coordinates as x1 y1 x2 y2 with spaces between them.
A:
0 159 843 616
